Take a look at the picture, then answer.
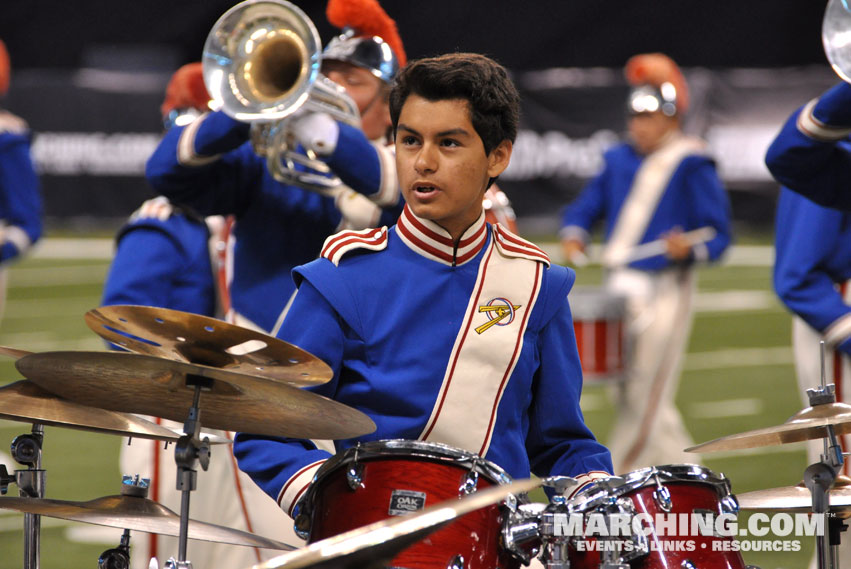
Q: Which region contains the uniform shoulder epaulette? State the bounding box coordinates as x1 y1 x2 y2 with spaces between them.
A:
320 226 388 266
492 223 550 266
0 111 28 135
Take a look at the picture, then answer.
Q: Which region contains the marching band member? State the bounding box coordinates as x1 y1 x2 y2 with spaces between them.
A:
0 38 42 323
559 53 732 474
234 53 613 522
146 0 405 335
767 86 851 569
766 81 851 211
103 63 296 569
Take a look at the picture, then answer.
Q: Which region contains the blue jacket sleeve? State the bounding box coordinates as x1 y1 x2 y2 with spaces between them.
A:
0 129 42 264
765 82 851 211
559 166 609 243
773 188 851 354
102 225 189 308
324 123 401 209
145 111 264 217
525 267 613 479
233 271 343 515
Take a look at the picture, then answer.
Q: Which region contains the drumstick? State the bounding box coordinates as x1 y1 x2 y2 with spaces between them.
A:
618 226 717 265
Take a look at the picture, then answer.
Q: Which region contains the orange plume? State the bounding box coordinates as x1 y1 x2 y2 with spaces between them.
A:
0 40 10 96
160 62 211 119
327 0 406 66
624 53 689 114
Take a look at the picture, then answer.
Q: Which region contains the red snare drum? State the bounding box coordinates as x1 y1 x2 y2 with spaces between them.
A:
567 465 745 569
295 440 523 569
569 287 628 382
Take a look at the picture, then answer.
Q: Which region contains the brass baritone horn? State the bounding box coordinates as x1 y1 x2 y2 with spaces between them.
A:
823 0 851 83
202 0 361 191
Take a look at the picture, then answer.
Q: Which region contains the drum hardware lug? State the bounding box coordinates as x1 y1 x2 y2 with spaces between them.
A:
720 494 739 515
459 469 479 495
652 482 672 512
446 554 465 569
502 504 543 565
346 463 364 490
681 559 698 569
543 475 578 497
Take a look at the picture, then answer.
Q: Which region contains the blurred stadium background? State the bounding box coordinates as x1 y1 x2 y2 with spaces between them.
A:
0 1 840 567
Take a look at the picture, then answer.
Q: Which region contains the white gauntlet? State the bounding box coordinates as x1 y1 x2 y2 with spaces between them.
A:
290 112 340 156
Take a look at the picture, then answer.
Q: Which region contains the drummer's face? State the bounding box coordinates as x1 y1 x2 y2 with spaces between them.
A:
628 111 678 155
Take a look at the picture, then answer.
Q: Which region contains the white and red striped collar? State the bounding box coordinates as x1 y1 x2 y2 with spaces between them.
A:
395 205 488 266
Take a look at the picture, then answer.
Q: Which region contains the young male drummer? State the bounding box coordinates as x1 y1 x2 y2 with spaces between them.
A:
233 52 613 518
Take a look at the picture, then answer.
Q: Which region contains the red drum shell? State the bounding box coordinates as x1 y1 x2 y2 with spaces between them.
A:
569 465 746 569
570 287 627 382
303 441 520 569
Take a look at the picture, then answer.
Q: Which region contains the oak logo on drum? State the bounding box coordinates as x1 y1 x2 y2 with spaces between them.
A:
389 490 427 516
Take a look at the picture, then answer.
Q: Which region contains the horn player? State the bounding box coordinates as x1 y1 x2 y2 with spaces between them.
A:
146 0 406 336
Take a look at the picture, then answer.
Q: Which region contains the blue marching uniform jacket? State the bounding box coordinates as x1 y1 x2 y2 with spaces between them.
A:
234 206 613 516
145 110 401 332
101 201 216 317
0 111 42 264
560 142 731 269
766 82 851 212
774 187 851 355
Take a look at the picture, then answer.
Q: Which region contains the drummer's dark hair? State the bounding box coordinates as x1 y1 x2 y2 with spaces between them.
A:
389 53 520 157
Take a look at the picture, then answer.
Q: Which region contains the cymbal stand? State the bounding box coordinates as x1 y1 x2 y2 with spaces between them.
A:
98 476 149 569
165 375 211 569
0 423 46 569
805 341 846 569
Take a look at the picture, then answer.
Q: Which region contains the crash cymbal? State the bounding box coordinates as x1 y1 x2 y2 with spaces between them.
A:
736 476 851 518
85 305 329 387
0 345 33 359
0 380 230 443
686 402 851 453
252 478 542 569
0 493 295 549
15 351 375 440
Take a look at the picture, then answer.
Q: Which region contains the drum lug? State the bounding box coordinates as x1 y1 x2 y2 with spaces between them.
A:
502 503 543 565
346 463 364 490
652 484 672 512
681 559 698 569
446 554 466 569
459 469 479 495
720 494 739 515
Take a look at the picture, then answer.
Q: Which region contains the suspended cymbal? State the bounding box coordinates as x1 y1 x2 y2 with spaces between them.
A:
85 305 329 387
15 351 375 440
0 493 296 549
686 402 851 453
736 476 851 518
0 380 230 443
251 478 542 569
0 345 33 359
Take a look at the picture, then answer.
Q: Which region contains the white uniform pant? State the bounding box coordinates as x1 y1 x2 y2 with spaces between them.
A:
794 317 851 569
120 419 304 569
604 268 699 475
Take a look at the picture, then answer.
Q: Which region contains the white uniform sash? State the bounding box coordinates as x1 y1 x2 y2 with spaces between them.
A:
602 135 706 268
420 239 543 455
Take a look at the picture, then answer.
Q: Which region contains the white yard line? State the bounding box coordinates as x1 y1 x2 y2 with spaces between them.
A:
684 346 793 371
688 398 764 418
30 238 113 260
539 243 774 267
